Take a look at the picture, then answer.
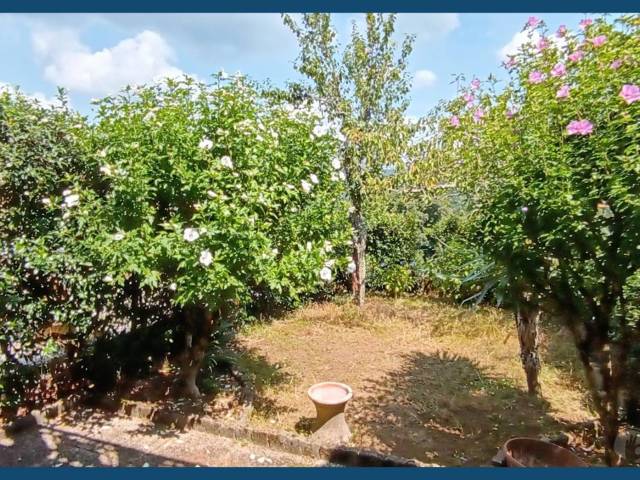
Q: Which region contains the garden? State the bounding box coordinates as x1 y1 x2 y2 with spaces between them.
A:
1 13 640 467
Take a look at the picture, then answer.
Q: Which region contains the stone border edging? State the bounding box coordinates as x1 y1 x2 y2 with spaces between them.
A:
121 400 427 467
2 396 78 434
2 397 429 467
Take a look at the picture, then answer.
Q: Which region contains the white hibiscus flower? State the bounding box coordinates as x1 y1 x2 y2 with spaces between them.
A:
319 267 332 282
199 138 213 150
112 232 125 241
310 173 319 185
331 157 342 170
183 228 200 242
301 180 312 193
64 193 80 208
220 155 233 168
199 249 213 267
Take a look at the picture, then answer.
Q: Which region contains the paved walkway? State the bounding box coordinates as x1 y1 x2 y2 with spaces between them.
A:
0 411 316 467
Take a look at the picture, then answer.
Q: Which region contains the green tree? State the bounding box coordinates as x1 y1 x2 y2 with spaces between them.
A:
0 88 105 407
283 13 416 306
433 15 640 464
84 76 349 397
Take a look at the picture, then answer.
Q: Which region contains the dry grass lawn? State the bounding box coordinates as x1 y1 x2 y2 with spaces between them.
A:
236 295 596 466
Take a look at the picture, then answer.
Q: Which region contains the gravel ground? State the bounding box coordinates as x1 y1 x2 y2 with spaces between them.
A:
0 411 317 467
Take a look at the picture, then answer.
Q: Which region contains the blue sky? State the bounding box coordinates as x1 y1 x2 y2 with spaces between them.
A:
0 13 593 118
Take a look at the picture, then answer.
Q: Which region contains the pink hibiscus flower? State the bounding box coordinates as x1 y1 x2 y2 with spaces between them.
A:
566 119 594 136
568 50 584 62
551 63 567 77
556 25 568 37
556 85 571 99
591 35 607 47
537 37 549 52
610 59 623 70
505 56 517 68
529 71 545 84
473 108 485 123
527 16 541 28
579 18 593 30
471 78 481 90
463 92 475 104
620 84 640 104
450 115 461 127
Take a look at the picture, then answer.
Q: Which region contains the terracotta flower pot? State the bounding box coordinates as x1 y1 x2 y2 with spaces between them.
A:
503 437 588 467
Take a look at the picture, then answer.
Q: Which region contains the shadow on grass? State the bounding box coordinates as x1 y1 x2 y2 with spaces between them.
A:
229 345 296 419
352 350 575 466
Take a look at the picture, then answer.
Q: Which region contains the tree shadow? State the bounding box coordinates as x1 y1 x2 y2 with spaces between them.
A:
352 350 579 466
229 346 296 419
0 417 197 466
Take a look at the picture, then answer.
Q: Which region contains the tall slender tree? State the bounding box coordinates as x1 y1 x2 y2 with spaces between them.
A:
283 13 415 305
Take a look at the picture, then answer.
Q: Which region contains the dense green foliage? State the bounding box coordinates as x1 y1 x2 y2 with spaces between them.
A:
0 77 352 407
86 76 350 311
0 90 106 407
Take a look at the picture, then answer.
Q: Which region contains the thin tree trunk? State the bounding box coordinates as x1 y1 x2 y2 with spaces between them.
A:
577 344 622 466
175 307 216 399
351 209 367 307
514 304 542 396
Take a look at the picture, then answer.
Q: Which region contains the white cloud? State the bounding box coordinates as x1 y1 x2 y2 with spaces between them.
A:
413 69 437 89
108 14 296 60
32 28 184 95
498 30 539 60
15 13 296 63
498 29 566 61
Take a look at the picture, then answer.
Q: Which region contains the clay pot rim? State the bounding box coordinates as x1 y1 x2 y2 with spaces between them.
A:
503 437 588 468
307 381 353 405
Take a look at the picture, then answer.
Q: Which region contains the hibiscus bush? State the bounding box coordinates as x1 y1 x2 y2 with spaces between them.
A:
0 76 352 406
0 89 112 409
81 76 350 396
432 14 640 463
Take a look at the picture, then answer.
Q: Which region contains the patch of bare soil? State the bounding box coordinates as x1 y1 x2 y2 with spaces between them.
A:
236 295 599 466
0 410 315 467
